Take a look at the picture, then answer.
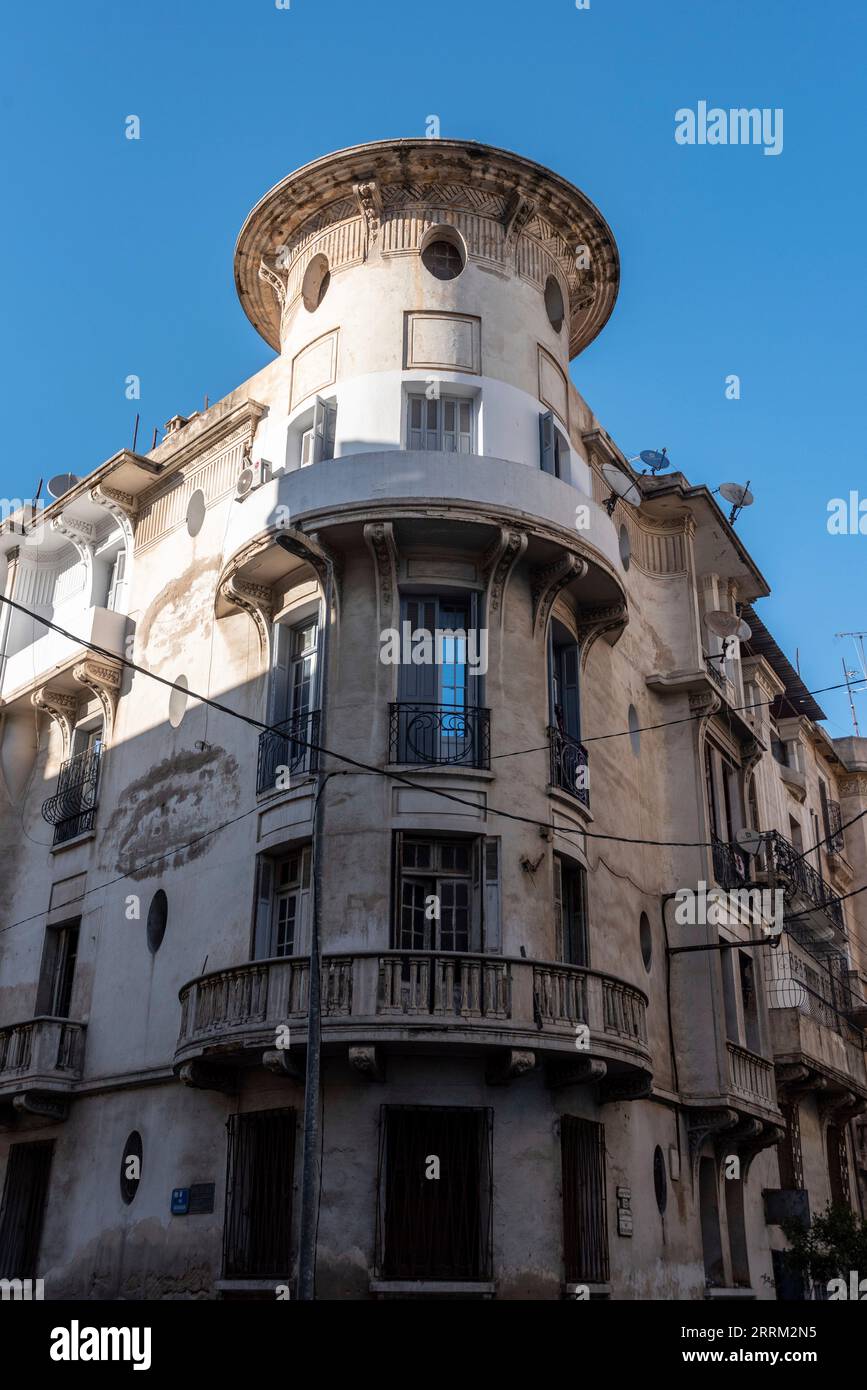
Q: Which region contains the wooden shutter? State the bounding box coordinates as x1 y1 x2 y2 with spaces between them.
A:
252 857 274 959
539 410 556 475
553 855 564 961
483 838 501 952
560 643 581 740
311 396 334 464
0 1141 54 1279
392 831 404 949
297 846 312 954
398 597 438 702
561 1116 609 1284
269 623 291 725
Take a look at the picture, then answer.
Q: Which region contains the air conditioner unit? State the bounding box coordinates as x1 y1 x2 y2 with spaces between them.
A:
235 458 272 501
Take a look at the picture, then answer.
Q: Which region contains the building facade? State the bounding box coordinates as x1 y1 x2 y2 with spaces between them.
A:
1 139 865 1300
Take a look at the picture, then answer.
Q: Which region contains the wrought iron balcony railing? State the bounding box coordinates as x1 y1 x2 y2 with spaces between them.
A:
257 710 320 794
388 702 490 769
710 832 750 892
40 748 101 846
704 653 728 693
827 800 845 854
766 830 844 934
547 727 590 807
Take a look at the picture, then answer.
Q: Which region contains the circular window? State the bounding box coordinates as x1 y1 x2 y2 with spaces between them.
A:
544 275 565 333
653 1145 668 1214
168 675 188 729
120 1130 143 1205
619 524 631 571
146 889 168 953
628 704 641 755
640 911 652 972
301 253 331 311
186 489 205 538
420 227 466 281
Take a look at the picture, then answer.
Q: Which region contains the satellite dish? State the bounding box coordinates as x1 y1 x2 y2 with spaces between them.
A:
718 481 754 524
735 618 752 642
705 610 741 639
639 448 671 473
735 827 764 856
601 462 642 515
47 472 80 500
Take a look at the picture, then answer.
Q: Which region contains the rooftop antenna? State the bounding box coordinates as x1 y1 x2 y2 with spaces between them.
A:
627 448 672 475
835 630 867 683
718 481 754 525
842 657 862 737
33 478 43 503
601 462 642 516
132 412 140 453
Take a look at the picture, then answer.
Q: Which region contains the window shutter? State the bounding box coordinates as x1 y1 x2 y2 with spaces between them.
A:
483 837 501 952
392 831 404 950
553 856 564 961
470 838 483 953
253 857 274 960
398 596 438 703
539 410 556 475
458 399 473 454
819 780 831 841
322 401 337 461
270 623 292 725
561 643 581 740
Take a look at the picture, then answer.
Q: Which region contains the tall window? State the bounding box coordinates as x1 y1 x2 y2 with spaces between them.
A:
223 1110 295 1279
271 617 319 728
0 1141 54 1280
394 833 500 954
548 623 580 740
36 921 80 1019
252 847 311 959
554 856 589 966
393 594 486 768
561 1116 609 1285
377 1106 493 1281
407 395 473 453
539 410 569 480
704 743 743 842
105 549 126 611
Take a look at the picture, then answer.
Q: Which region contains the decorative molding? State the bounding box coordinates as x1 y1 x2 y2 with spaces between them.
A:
839 773 867 797
11 1093 69 1121
481 527 527 627
90 483 137 549
576 601 628 669
49 514 93 561
176 1060 236 1094
546 1057 607 1090
290 329 339 412
502 186 536 253
404 311 481 374
530 553 587 637
262 1048 304 1081
219 576 274 662
258 256 288 310
363 521 400 631
31 687 78 759
687 1107 739 1166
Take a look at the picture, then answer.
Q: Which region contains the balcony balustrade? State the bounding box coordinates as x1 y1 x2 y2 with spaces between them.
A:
726 1040 776 1108
388 702 490 770
256 710 320 794
547 727 590 808
0 1017 87 1113
174 952 650 1083
710 832 749 892
40 747 101 846
765 945 867 1096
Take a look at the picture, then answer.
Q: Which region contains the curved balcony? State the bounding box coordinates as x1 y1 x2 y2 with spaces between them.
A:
174 952 651 1093
0 1017 87 1121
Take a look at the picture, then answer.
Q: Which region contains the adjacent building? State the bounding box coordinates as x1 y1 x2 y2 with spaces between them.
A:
1 139 865 1300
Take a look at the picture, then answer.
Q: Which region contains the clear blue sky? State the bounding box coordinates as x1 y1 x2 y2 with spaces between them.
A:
2 0 865 736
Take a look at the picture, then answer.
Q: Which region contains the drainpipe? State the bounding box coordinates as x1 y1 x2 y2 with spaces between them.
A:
296 559 332 1301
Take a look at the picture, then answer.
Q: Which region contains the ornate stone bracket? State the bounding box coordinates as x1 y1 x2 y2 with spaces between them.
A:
31 687 78 760
72 657 122 745
49 513 94 562
90 483 137 552
258 257 288 312
599 1069 653 1105
575 600 629 671
12 1093 69 1122
177 1060 237 1094
687 1107 739 1169
502 187 536 255
774 1062 812 1102
716 1115 785 1181
486 1049 536 1086
219 574 274 662
363 521 399 632
530 553 587 638
262 1048 304 1082
348 1045 385 1082
353 179 382 248
482 527 527 630
546 1057 608 1090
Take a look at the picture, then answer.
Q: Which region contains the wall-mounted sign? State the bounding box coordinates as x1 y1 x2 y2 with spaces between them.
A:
171 1188 190 1215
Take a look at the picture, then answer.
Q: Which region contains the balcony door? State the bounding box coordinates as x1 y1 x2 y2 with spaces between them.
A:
397 594 479 765
548 624 580 741
269 616 319 776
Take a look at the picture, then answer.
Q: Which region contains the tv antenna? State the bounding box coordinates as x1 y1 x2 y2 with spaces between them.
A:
717 481 754 525
627 448 671 475
836 633 867 736
601 462 642 516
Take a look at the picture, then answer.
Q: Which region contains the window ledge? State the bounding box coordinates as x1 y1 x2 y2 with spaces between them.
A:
563 1282 611 1299
546 785 594 824
215 1279 292 1293
385 763 495 781
369 1280 496 1298
49 830 97 856
704 1286 756 1300
256 775 316 804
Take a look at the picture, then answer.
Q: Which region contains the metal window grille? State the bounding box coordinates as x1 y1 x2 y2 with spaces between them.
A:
827 1124 851 1208
561 1115 609 1284
375 1105 493 1281
40 747 101 845
0 1140 54 1279
777 1102 804 1190
223 1109 296 1279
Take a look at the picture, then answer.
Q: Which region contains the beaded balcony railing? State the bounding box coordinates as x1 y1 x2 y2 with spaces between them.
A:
40 747 101 845
175 953 650 1076
547 727 590 807
388 702 490 769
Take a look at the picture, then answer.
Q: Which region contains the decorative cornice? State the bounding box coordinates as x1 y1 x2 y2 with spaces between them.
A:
839 773 867 797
